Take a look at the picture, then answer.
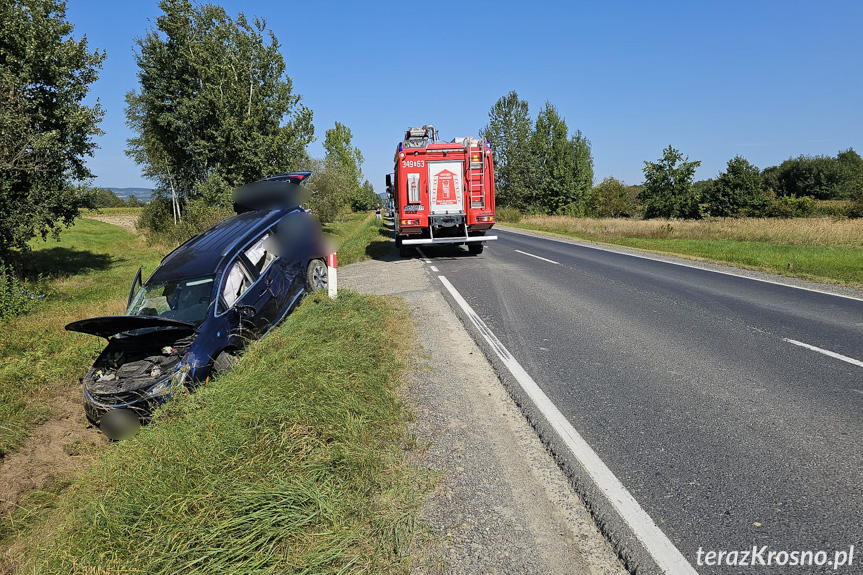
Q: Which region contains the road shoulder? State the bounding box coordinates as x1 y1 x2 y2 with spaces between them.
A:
340 255 626 574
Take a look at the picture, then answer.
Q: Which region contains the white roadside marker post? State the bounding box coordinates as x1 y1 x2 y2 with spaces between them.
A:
327 253 337 299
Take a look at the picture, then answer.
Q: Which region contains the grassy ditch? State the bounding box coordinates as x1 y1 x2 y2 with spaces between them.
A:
0 219 163 455
323 212 391 266
23 291 429 574
505 216 863 287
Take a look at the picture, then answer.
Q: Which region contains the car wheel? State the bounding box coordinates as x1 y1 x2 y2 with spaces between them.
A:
306 259 328 291
213 351 237 373
468 243 484 254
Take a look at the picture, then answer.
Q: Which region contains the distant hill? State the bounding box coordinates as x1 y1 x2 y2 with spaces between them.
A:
107 187 154 202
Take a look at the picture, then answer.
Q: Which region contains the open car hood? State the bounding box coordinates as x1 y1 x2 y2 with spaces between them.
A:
65 315 197 340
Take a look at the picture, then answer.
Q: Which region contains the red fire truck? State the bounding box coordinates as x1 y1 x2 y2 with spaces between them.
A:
386 125 497 257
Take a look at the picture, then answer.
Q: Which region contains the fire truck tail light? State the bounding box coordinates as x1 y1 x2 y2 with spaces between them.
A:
401 219 420 226
476 216 494 223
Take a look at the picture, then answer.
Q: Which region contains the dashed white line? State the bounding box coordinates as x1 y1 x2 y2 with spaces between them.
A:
783 338 863 368
416 247 431 263
437 274 698 574
514 249 561 265
429 265 439 272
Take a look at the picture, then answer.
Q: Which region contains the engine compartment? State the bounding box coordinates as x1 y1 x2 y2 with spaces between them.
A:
84 331 196 400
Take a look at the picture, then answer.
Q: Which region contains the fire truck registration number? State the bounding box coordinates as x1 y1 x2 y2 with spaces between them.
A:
404 205 424 212
402 160 425 168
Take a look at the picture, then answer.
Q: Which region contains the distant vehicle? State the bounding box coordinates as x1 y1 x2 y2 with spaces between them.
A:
65 173 328 439
388 125 497 257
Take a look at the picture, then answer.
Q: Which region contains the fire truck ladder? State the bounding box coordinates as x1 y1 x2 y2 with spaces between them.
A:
467 140 485 208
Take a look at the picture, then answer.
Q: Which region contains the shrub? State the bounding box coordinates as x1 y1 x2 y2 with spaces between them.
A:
0 262 32 321
496 206 522 223
766 195 816 218
138 197 233 246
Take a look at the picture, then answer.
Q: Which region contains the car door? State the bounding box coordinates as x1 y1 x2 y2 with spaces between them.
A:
240 230 288 334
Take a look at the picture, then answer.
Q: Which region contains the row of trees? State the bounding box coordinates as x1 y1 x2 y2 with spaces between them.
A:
640 147 863 219
481 92 594 215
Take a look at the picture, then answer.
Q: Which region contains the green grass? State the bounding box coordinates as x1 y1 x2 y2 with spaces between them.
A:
0 219 163 456
323 213 391 266
80 206 145 217
25 291 430 574
507 221 863 287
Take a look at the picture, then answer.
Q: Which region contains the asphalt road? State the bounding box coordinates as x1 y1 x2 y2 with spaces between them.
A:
415 228 863 574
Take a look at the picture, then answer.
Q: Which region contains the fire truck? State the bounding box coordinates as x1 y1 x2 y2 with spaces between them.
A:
386 125 497 257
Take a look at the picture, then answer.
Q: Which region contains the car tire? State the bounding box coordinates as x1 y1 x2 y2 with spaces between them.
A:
306 259 328 291
213 351 237 373
468 243 484 254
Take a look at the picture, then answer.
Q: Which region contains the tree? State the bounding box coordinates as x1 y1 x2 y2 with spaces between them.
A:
704 156 765 217
481 91 532 210
588 177 639 218
323 121 364 209
0 0 105 260
350 180 378 212
570 130 594 211
305 157 352 223
530 102 584 214
640 146 701 219
837 148 863 202
91 187 125 208
125 0 313 220
771 155 842 199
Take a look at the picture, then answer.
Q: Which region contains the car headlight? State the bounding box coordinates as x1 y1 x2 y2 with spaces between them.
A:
148 362 192 398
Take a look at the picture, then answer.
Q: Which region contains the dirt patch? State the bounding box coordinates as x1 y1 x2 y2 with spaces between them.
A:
0 383 106 518
84 215 140 235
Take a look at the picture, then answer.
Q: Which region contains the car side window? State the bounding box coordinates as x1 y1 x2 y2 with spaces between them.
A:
222 260 253 309
244 232 277 274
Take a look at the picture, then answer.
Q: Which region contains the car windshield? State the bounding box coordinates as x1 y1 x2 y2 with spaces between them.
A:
127 275 215 325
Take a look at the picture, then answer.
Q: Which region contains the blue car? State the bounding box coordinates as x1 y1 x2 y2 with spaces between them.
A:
65 173 328 439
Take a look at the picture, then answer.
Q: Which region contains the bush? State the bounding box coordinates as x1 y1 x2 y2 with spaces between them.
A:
587 177 640 218
496 206 522 223
811 200 851 218
766 195 816 218
0 262 32 321
138 197 233 246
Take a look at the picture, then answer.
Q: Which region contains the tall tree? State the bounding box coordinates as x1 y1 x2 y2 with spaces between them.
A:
125 0 313 217
323 121 363 191
481 91 532 210
570 129 594 211
640 146 702 219
837 148 863 201
529 102 577 214
704 156 765 217
0 0 105 259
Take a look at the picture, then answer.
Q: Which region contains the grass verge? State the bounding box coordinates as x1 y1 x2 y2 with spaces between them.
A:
0 219 163 455
23 291 430 574
323 213 390 266
506 216 863 287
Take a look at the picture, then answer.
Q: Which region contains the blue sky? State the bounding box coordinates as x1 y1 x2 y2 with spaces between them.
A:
66 0 863 193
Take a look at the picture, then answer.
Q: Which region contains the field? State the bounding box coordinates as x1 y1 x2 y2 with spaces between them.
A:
507 216 863 287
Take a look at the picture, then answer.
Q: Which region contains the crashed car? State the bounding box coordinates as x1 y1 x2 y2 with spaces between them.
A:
65 173 329 439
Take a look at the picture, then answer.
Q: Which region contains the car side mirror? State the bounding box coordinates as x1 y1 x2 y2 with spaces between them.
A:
235 305 255 319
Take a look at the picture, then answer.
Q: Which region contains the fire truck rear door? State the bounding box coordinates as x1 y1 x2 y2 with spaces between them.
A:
428 161 464 215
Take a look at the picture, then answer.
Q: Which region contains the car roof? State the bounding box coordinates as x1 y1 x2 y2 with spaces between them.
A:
147 209 292 284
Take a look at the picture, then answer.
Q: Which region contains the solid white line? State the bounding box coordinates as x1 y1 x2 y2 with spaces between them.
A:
499 227 863 302
437 275 698 574
514 249 561 265
429 266 439 272
783 338 863 368
415 247 431 263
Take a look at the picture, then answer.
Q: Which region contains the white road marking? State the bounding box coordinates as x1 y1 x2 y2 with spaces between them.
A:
852 389 863 396
500 228 863 302
430 265 439 272
416 247 431 263
783 338 863 368
437 275 698 574
514 249 561 265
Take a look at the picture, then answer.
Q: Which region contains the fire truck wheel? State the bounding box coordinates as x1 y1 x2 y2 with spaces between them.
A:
468 243 484 254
